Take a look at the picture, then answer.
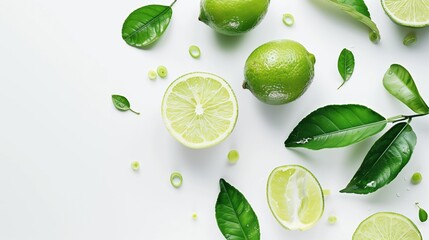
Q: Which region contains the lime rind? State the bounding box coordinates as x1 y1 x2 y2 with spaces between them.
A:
267 165 324 231
353 212 422 240
161 72 238 149
326 0 381 42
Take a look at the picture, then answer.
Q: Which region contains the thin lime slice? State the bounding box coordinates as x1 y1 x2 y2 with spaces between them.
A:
381 0 429 27
267 165 324 230
161 72 238 149
353 212 422 240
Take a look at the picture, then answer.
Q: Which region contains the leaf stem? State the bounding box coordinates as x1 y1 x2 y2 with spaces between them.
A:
130 109 140 115
170 0 177 7
387 113 427 123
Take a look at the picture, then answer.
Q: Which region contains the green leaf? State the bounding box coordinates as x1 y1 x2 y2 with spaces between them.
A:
285 104 386 150
383 64 429 114
325 0 380 42
112 95 140 115
215 179 260 240
337 48 355 89
341 122 416 194
122 3 174 48
419 208 428 222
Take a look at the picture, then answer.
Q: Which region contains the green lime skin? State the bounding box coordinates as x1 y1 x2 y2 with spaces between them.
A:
199 0 270 36
243 40 316 105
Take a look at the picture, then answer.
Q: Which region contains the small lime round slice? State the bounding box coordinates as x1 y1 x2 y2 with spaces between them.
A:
161 72 238 149
381 0 429 27
267 165 324 230
353 212 422 240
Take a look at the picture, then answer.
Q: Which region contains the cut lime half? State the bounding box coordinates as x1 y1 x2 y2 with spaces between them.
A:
353 212 422 240
381 0 429 27
267 165 324 230
161 72 238 149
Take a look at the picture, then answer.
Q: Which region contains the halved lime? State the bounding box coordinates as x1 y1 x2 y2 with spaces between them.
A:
161 72 238 149
267 165 324 230
381 0 429 27
353 212 422 240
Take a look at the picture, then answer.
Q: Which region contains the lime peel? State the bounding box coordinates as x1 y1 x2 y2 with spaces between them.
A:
170 172 183 188
403 33 417 46
282 13 295 26
189 45 201 58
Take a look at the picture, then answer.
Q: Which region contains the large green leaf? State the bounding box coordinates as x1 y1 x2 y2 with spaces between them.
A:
122 4 173 48
285 104 387 150
215 179 260 240
324 0 380 42
341 122 416 194
383 64 429 114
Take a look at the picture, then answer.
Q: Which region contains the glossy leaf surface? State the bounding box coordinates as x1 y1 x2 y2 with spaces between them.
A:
341 122 416 194
285 104 386 150
338 48 355 88
383 64 429 114
215 179 260 240
122 5 172 48
325 0 380 42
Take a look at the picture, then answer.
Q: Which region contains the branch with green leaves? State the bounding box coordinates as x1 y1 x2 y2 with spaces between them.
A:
285 64 428 194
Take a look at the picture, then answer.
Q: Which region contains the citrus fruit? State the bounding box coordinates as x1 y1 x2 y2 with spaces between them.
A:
198 0 270 36
267 165 324 230
161 72 238 149
353 212 422 240
243 40 316 105
381 0 429 27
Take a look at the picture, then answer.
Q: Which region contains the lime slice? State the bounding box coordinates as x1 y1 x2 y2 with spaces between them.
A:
161 72 238 149
381 0 429 27
267 165 324 230
353 212 422 240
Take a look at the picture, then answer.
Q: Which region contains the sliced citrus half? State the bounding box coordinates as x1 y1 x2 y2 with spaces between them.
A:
381 0 429 27
353 212 422 240
267 165 324 230
161 72 238 149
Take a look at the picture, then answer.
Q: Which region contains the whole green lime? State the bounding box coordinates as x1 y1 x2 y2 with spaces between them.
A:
243 40 316 105
199 0 270 36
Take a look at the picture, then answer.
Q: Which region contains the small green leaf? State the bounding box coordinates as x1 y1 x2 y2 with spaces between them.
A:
383 64 429 114
122 3 175 48
112 95 140 115
285 104 386 150
324 0 380 42
215 179 260 240
337 48 355 89
341 122 416 194
419 208 428 222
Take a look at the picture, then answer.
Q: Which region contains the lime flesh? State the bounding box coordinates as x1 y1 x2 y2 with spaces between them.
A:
161 72 238 149
381 0 429 27
353 212 422 240
267 165 324 230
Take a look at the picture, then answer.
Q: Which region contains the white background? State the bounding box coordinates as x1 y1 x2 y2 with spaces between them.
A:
1 0 428 239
